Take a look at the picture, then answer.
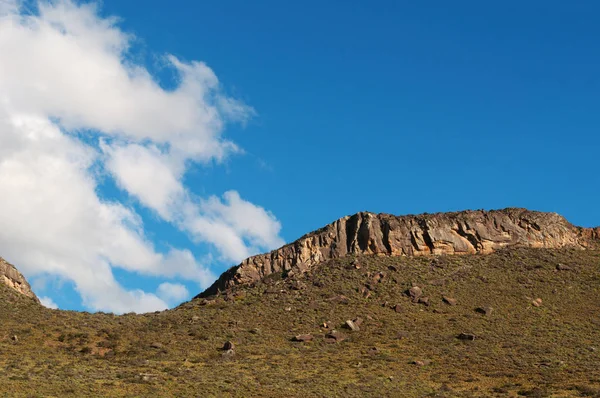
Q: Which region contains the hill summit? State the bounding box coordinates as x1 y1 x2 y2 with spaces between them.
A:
0 257 39 303
200 208 599 297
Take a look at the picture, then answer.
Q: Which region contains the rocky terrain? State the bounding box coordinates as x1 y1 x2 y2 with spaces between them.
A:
0 257 39 303
1 208 600 397
200 208 599 297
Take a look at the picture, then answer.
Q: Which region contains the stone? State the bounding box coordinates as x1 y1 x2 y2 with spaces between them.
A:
223 341 234 351
325 330 345 343
327 295 349 304
443 296 457 306
345 320 360 331
11 335 18 342
150 342 164 349
417 296 430 306
292 334 313 342
367 347 379 356
412 360 431 366
556 263 571 271
408 286 423 301
394 304 402 313
198 209 596 297
476 306 494 316
353 317 364 327
0 257 40 302
532 298 543 307
457 333 476 341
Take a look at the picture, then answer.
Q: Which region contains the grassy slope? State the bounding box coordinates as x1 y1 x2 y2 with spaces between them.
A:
1 247 600 397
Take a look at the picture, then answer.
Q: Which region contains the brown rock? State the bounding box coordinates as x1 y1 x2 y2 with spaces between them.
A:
413 360 431 366
223 341 234 351
0 257 40 302
325 330 345 343
327 295 350 304
292 334 313 342
556 263 571 271
532 298 543 307
408 286 423 301
394 304 402 313
418 296 430 306
345 320 360 331
150 342 164 349
198 209 594 298
11 335 18 342
353 317 364 327
443 296 457 306
367 347 379 356
457 333 476 341
476 306 494 316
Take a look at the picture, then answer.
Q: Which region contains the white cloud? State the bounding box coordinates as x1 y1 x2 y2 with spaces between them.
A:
157 282 190 304
39 296 58 309
0 1 283 313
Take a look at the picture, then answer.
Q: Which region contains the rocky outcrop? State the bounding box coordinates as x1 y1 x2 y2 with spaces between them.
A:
1 257 39 302
198 208 599 297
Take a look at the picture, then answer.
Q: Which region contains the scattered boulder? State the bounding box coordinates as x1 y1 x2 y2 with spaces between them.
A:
388 265 398 272
457 333 476 341
223 341 234 351
417 296 430 306
359 287 371 299
292 334 313 342
367 347 379 356
442 296 457 306
475 306 494 316
556 263 571 271
327 295 350 304
150 342 164 349
372 272 385 284
394 304 402 313
412 360 431 367
325 330 345 343
532 298 543 307
345 320 360 331
353 317 364 327
11 335 18 342
407 286 423 301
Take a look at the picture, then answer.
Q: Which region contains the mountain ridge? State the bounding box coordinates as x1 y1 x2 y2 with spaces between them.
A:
198 207 599 298
0 257 39 303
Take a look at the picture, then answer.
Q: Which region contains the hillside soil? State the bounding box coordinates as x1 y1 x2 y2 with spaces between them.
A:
1 247 600 397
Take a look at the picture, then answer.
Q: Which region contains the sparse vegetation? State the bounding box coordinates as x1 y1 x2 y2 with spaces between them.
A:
1 247 600 397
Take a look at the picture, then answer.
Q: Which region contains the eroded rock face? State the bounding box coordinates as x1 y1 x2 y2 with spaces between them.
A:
198 208 598 297
0 257 39 302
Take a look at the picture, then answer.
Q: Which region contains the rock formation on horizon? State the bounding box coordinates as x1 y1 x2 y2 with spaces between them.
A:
0 257 39 302
199 208 599 297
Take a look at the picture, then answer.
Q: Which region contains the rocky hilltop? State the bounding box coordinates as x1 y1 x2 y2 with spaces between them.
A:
199 208 599 297
0 257 39 302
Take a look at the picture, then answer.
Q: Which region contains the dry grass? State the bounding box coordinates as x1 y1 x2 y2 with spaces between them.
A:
1 247 600 397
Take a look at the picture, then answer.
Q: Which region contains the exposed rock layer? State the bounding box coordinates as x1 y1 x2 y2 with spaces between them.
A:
1 257 39 302
199 208 599 297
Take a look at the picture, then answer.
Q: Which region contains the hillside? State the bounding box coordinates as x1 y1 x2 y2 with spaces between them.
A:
1 209 600 397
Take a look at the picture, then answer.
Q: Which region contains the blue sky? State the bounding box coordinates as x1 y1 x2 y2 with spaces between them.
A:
1 0 598 312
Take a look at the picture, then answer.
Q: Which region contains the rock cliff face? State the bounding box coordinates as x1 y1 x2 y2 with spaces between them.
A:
1 257 39 302
199 208 599 297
